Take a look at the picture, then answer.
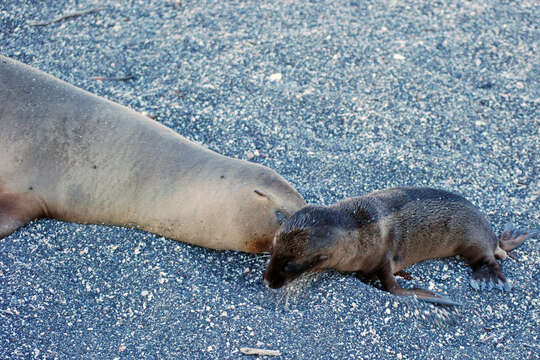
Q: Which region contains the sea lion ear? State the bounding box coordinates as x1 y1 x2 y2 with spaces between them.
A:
274 210 288 224
318 255 328 262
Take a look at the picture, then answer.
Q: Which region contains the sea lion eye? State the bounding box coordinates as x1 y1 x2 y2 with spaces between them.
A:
283 255 328 273
283 262 301 273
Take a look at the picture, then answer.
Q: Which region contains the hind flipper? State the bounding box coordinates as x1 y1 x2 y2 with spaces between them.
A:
0 192 44 239
499 224 536 252
460 240 514 292
468 258 511 292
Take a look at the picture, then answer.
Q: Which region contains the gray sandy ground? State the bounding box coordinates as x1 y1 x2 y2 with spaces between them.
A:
1 0 538 359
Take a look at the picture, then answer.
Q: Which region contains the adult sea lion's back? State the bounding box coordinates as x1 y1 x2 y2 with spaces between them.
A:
0 55 305 252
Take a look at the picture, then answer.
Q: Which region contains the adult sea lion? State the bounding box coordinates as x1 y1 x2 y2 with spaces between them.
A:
264 187 535 305
0 55 305 253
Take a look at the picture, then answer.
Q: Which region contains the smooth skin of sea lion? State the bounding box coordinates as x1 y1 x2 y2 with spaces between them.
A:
0 55 306 253
264 187 535 305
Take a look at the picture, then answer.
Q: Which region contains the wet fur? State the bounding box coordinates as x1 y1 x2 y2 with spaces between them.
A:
264 187 531 304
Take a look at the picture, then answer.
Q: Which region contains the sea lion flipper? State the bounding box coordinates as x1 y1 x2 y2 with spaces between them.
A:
0 192 44 239
469 261 510 292
499 225 536 253
0 217 23 239
392 287 461 306
375 262 459 306
417 295 462 307
381 274 460 306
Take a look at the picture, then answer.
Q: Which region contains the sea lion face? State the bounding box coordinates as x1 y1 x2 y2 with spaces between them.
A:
263 206 347 288
263 229 330 289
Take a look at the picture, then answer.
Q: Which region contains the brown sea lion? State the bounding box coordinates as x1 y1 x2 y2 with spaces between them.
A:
0 55 305 253
263 187 535 305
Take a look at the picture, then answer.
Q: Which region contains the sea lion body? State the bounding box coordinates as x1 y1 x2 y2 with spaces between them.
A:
0 55 305 253
264 187 532 303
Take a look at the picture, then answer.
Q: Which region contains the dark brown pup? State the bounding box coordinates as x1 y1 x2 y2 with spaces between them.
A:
264 187 535 305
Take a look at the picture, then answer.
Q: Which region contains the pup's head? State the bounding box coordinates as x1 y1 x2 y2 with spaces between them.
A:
263 205 355 288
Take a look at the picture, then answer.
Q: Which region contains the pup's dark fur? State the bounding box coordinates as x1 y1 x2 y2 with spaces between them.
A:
264 187 533 305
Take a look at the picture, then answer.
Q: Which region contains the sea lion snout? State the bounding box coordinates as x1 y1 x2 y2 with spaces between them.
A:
263 254 301 289
264 240 330 288
263 254 330 289
262 272 285 289
263 258 285 289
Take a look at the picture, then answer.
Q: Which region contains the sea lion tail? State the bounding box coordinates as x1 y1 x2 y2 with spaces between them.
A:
494 224 537 261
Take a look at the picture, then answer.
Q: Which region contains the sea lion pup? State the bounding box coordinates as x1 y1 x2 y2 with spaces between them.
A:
0 55 305 253
264 187 534 305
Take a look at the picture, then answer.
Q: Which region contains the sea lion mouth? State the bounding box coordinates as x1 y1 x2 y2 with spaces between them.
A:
263 274 295 289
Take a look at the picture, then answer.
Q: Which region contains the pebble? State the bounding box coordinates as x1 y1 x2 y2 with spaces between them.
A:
0 1 537 359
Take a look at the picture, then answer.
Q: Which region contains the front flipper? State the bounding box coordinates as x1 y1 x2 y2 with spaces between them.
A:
415 295 462 307
0 192 44 239
374 262 461 307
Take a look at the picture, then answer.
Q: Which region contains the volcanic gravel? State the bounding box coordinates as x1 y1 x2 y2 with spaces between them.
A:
1 1 538 359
